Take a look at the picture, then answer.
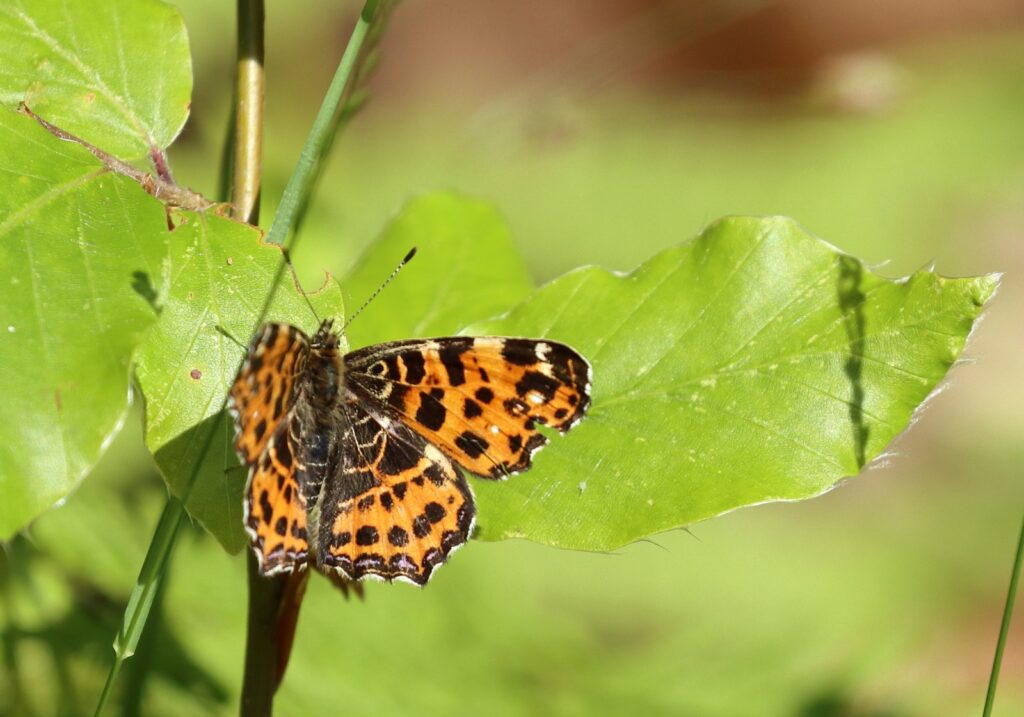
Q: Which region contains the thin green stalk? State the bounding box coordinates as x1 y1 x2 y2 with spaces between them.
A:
94 497 183 716
982 510 1024 716
93 2 387 715
265 0 381 250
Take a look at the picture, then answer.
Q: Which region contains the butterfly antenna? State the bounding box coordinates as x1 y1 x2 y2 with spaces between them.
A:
281 247 322 324
339 247 417 333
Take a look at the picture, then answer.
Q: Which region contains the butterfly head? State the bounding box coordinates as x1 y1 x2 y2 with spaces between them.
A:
312 318 341 350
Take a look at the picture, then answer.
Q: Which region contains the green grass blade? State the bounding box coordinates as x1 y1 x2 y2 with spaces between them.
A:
265 0 382 249
94 497 183 717
983 511 1024 716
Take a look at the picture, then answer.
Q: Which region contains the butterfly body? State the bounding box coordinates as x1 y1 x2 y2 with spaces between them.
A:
229 318 590 585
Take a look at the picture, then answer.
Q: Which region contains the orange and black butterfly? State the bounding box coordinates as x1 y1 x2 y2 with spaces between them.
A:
228 306 590 585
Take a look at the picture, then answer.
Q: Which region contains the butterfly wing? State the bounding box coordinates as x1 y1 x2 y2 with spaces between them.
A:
344 337 591 478
314 401 475 585
229 323 310 464
243 419 310 575
230 323 312 575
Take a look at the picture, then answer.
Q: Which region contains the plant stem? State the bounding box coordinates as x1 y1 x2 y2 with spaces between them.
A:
18 103 213 212
982 510 1024 716
238 4 386 713
232 0 265 224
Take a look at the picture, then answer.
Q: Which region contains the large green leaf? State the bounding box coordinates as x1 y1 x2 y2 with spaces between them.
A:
134 215 343 553
341 192 533 348
0 108 168 538
462 216 998 548
0 0 192 159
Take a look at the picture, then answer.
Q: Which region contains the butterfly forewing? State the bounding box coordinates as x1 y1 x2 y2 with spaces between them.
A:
344 337 591 479
229 324 309 464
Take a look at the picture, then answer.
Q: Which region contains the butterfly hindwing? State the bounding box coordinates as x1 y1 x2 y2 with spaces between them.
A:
344 337 591 479
314 401 475 585
243 420 310 575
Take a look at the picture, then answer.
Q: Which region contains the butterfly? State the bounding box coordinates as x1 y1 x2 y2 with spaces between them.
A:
228 319 591 585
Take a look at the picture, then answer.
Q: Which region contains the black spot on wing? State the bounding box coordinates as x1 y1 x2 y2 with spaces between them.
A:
388 526 409 547
501 338 539 365
401 351 426 384
259 490 273 523
516 371 561 401
454 431 489 459
275 434 293 468
415 392 447 430
424 502 446 523
378 434 421 475
355 525 379 546
463 398 482 419
438 340 472 387
387 382 410 411
383 355 402 380
423 462 447 486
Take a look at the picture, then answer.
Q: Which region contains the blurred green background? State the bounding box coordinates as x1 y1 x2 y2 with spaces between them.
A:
2 1 1023 715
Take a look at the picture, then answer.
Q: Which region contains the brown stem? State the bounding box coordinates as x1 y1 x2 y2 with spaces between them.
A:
241 556 309 717
18 103 214 212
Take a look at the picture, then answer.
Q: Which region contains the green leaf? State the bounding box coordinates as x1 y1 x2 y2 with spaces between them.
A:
342 192 533 348
465 216 998 549
0 0 192 159
0 108 168 539
134 214 343 553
